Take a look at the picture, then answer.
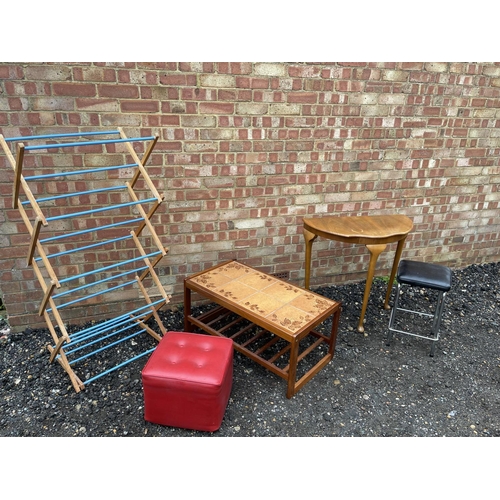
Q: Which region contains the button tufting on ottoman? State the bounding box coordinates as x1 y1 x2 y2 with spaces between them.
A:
142 331 233 432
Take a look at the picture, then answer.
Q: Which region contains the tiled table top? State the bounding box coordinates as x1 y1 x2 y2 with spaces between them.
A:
186 260 339 338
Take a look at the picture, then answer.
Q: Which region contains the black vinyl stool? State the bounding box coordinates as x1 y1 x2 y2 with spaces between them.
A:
387 260 452 356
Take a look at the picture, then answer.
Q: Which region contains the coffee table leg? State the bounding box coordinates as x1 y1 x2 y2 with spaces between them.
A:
358 243 387 333
383 236 407 310
329 306 341 354
286 340 299 399
303 227 318 289
183 283 192 332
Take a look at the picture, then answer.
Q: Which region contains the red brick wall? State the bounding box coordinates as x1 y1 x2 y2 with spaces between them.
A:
1 62 499 331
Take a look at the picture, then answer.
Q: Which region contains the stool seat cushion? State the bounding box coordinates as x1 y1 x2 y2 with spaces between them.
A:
142 331 233 432
397 260 452 292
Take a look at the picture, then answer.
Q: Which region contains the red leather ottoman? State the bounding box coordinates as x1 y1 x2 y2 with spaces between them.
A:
142 331 233 432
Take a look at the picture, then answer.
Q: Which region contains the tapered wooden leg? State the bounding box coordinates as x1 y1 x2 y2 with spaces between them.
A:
286 339 300 398
183 282 192 332
383 236 407 310
358 243 387 333
329 306 341 355
303 227 317 290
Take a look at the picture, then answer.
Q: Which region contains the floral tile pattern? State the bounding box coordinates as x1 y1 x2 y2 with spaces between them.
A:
188 261 339 335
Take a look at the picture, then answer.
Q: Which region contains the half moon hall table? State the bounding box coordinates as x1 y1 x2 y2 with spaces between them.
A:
302 214 413 334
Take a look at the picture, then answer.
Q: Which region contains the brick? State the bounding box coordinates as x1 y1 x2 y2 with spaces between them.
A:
424 63 449 73
119 99 158 113
215 62 252 75
236 77 270 89
287 92 317 103
31 97 75 111
98 85 139 98
181 116 217 127
269 103 300 115
24 65 72 81
360 105 389 116
199 75 235 87
235 103 268 115
382 70 409 81
199 102 235 114
159 74 197 86
254 63 286 76
53 83 96 97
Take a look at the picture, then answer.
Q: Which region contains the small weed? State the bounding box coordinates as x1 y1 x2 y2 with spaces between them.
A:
375 275 397 285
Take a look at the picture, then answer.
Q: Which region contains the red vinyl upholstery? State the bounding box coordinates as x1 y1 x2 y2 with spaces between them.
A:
142 331 233 432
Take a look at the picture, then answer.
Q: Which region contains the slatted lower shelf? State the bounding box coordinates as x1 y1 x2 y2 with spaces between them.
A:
187 305 334 384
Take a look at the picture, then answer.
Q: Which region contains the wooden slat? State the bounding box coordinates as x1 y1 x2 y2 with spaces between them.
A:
133 198 163 237
47 296 70 339
49 335 70 363
17 177 47 224
240 329 266 348
0 135 47 224
0 134 15 165
39 281 56 316
254 335 282 356
129 135 159 188
13 143 25 208
127 183 166 255
27 217 42 265
47 345 84 392
131 231 170 301
133 318 162 342
42 310 63 346
118 127 162 201
18 203 59 287
139 253 165 281
135 278 167 336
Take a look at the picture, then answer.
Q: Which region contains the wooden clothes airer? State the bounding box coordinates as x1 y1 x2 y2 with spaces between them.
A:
0 128 170 392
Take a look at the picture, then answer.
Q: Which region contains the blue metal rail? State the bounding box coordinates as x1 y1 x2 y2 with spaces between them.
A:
24 164 138 180
83 348 156 385
52 265 149 299
40 217 143 243
25 136 155 151
52 279 138 311
44 197 157 222
55 298 165 385
35 235 134 262
23 185 128 206
57 250 162 285
67 298 165 344
4 130 121 142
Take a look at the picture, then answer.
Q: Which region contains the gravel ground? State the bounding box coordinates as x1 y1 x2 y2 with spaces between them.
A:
1 261 499 439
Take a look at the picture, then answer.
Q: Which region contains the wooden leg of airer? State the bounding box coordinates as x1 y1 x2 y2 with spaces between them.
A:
383 236 407 310
358 243 387 334
303 228 317 290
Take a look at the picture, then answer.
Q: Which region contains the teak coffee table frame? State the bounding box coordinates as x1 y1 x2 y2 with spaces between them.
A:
184 260 341 398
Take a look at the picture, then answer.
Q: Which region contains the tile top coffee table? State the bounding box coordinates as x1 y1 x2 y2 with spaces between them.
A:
184 260 341 398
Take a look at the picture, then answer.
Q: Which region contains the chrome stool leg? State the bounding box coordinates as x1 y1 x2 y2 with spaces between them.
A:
386 260 452 357
386 282 402 346
429 291 447 357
